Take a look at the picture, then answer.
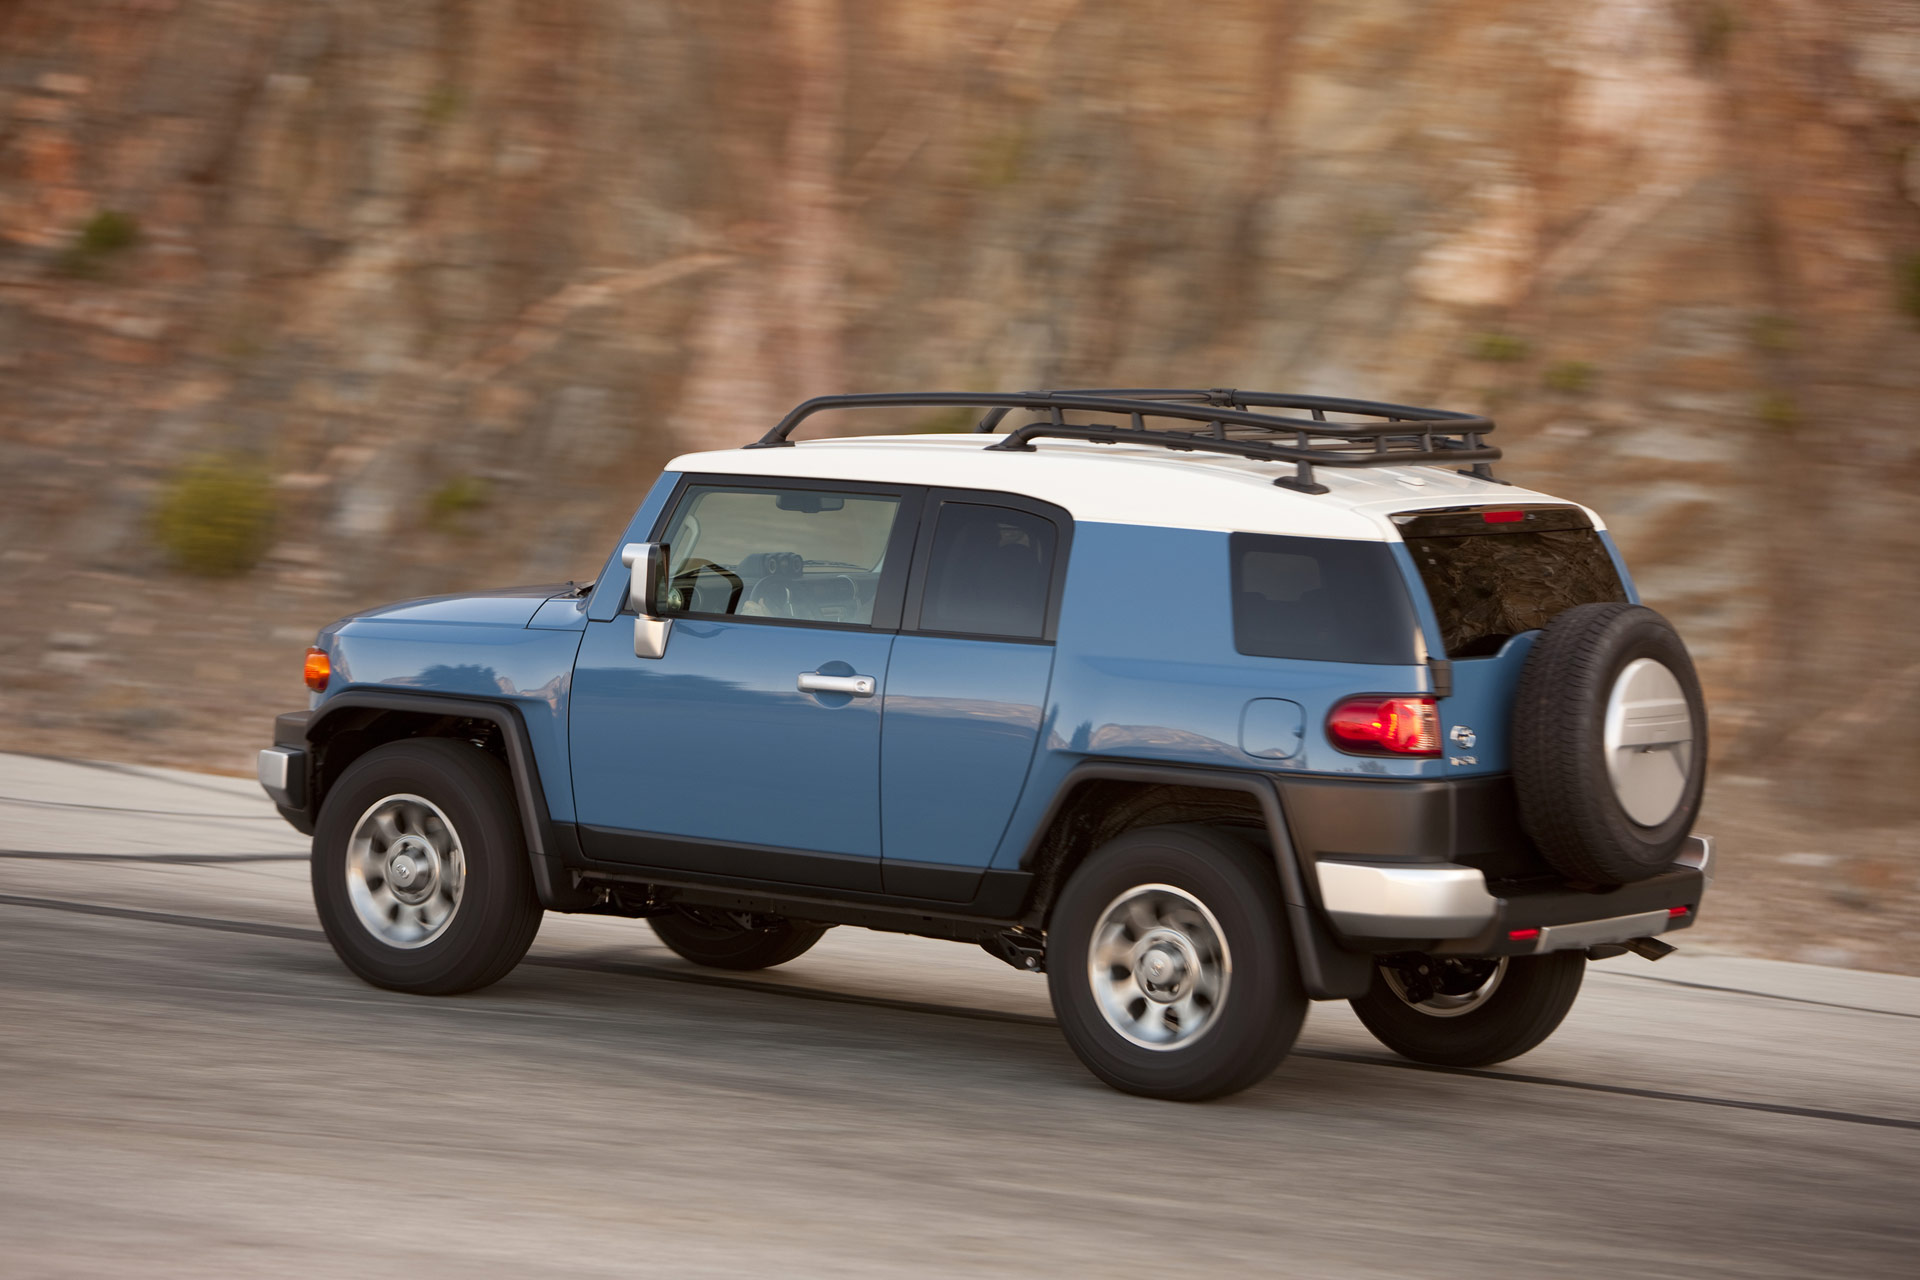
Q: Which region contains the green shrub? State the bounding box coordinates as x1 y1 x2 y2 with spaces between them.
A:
1543 361 1595 394
1898 253 1920 324
56 210 140 277
975 125 1030 188
427 475 490 531
79 210 140 253
1468 332 1530 363
1476 385 1517 413
1757 391 1799 433
424 84 463 126
1751 313 1794 352
1682 1 1736 65
155 455 276 575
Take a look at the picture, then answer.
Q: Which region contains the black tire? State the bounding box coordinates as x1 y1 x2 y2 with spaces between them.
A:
1512 602 1708 884
1047 824 1306 1101
1350 952 1585 1067
311 739 543 995
648 908 829 970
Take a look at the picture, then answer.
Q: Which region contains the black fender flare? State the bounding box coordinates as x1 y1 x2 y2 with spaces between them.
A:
1018 761 1374 1000
297 691 591 911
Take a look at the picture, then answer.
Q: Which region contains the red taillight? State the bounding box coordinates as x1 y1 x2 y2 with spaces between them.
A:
1482 510 1525 523
1669 905 1690 917
303 646 330 693
1508 928 1541 941
1326 695 1440 756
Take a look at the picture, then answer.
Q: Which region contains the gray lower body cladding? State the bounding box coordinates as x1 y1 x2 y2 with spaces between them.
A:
1274 773 1546 881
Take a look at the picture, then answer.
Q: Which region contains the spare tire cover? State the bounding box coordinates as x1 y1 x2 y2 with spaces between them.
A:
1511 602 1707 885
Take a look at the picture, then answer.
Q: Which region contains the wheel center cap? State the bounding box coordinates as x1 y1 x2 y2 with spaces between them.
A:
385 837 438 902
1135 935 1192 1002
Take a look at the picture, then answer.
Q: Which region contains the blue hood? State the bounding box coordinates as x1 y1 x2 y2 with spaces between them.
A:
331 582 580 630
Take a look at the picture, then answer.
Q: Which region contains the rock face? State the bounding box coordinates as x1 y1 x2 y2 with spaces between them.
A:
1 0 1917 824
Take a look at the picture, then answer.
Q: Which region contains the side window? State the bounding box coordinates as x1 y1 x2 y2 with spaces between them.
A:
1229 533 1421 665
658 486 902 626
917 503 1057 640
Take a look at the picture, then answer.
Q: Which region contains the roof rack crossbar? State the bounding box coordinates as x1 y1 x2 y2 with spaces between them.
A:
745 389 1499 487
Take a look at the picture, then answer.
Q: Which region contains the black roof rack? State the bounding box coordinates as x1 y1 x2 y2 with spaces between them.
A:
746 388 1501 494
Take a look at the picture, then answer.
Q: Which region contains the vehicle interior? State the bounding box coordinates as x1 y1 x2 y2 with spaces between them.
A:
662 486 898 625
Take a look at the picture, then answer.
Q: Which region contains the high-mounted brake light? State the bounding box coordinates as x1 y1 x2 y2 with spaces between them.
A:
1481 510 1525 523
304 646 331 693
1326 695 1440 756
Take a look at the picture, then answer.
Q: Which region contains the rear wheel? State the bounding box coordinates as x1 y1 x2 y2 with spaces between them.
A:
311 739 543 995
649 907 829 970
1349 951 1586 1067
1047 824 1306 1101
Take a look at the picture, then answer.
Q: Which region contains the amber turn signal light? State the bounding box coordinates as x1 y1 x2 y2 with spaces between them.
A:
303 646 331 693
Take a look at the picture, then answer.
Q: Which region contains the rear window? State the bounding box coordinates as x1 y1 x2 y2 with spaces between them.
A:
1230 533 1421 665
1395 506 1627 658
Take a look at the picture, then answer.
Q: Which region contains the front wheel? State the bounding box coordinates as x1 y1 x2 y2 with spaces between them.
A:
1047 825 1306 1101
311 738 543 995
1348 951 1586 1067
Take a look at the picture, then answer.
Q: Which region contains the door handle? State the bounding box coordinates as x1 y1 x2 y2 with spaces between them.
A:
797 672 876 697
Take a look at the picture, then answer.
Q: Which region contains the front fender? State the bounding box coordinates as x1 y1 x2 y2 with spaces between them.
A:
299 691 591 911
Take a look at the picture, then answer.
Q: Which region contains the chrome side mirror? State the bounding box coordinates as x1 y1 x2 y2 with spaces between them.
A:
619 542 672 659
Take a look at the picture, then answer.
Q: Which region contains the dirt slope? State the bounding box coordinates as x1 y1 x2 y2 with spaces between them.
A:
2 1 1917 961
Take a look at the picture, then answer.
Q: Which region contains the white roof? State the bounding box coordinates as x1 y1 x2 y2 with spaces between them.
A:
666 434 1600 542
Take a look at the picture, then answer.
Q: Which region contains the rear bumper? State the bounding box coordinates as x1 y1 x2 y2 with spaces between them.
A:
1315 861 1495 937
1317 835 1713 955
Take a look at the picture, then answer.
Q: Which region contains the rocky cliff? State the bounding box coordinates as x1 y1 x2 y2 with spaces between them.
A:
4 0 1918 845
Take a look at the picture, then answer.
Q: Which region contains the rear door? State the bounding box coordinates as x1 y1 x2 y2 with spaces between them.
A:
1394 503 1630 773
570 477 921 891
879 491 1069 901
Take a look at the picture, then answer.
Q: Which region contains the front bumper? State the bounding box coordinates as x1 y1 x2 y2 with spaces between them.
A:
257 745 306 810
1317 835 1713 956
258 710 315 828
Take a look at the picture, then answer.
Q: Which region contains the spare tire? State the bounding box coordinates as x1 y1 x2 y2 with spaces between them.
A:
1511 602 1707 885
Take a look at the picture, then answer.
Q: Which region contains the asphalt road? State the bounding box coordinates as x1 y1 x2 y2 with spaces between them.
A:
2 751 1916 1279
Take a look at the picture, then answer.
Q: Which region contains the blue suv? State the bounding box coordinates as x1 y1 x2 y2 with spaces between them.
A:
259 389 1712 1100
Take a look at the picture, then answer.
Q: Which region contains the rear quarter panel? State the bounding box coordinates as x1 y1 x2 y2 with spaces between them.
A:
989 521 1442 868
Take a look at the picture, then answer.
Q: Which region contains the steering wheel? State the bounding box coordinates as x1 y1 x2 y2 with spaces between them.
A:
745 574 797 618
669 560 743 614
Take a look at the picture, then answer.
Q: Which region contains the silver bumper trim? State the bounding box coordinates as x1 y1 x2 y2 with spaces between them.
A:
1675 833 1714 882
256 746 305 810
1318 836 1711 948
1531 908 1677 955
1315 861 1498 938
